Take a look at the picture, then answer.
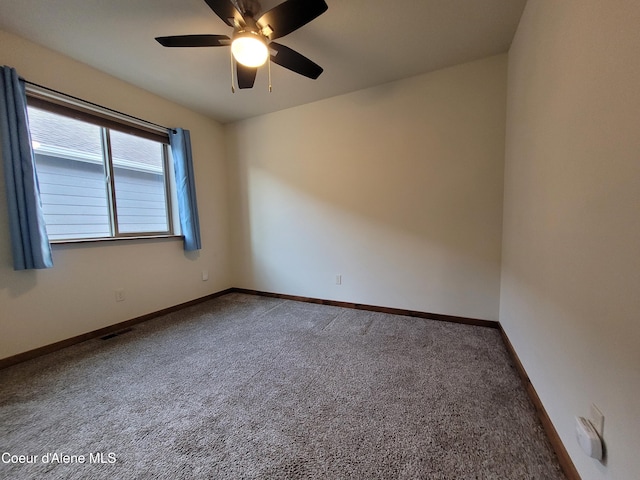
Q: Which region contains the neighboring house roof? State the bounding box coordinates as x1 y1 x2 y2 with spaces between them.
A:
28 106 164 173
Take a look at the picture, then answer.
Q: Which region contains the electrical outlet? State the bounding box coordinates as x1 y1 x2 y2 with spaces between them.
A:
591 404 604 437
115 289 125 302
202 270 209 281
336 274 342 285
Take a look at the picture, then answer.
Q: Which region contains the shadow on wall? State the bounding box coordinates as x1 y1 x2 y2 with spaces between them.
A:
227 56 507 314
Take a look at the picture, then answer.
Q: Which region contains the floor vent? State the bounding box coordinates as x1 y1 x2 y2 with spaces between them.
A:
100 327 134 340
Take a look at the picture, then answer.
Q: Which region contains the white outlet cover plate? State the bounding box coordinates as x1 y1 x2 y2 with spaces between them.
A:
575 416 603 460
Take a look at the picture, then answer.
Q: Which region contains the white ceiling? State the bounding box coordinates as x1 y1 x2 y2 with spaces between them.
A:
0 0 527 124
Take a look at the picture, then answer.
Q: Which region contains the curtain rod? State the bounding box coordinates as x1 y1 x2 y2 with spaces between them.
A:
22 79 176 134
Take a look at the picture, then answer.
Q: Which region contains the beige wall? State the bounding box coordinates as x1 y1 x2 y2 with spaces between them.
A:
500 1 640 479
228 55 506 320
5 4 638 476
0 30 232 360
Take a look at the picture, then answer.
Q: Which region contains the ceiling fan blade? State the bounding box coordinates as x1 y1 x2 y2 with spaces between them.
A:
257 0 328 40
203 0 243 26
269 42 323 79
155 35 230 47
237 63 258 89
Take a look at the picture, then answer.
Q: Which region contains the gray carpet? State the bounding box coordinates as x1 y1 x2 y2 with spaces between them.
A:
0 293 565 479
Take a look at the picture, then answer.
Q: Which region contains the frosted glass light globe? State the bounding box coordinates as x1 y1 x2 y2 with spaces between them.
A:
231 34 268 67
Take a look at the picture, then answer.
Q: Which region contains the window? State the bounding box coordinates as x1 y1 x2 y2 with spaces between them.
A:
26 97 176 242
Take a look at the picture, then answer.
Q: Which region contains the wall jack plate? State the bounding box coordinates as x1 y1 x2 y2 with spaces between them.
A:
576 416 603 461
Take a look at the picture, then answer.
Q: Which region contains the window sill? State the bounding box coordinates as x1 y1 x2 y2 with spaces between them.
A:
50 234 183 246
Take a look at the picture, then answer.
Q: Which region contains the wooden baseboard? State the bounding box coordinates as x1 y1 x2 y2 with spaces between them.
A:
230 287 499 329
0 288 234 370
3 287 496 369
499 327 581 480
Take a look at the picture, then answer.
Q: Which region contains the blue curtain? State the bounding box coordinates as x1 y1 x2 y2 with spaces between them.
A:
169 128 201 251
0 66 53 270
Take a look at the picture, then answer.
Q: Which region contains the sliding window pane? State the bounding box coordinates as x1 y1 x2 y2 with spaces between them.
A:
28 107 111 240
109 130 169 234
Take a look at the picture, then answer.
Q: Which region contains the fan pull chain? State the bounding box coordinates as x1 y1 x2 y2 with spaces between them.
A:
268 55 272 92
229 50 236 93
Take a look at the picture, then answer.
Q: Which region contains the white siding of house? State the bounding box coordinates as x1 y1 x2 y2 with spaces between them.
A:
36 155 111 239
36 154 168 239
113 167 168 233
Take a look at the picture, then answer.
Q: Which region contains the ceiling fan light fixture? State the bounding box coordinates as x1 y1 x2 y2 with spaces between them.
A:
156 0 329 89
231 32 269 67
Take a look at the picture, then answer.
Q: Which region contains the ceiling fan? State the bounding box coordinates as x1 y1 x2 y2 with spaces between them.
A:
156 0 328 91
